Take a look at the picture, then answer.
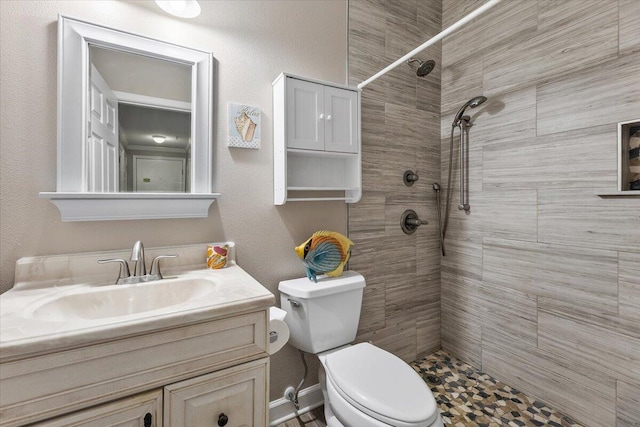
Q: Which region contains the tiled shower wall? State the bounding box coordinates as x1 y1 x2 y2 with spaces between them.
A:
440 1 640 427
347 0 442 362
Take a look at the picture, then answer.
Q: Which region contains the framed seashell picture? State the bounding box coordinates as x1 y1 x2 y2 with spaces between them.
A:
228 103 261 149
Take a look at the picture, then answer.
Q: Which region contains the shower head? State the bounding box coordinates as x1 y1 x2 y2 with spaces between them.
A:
452 96 487 127
407 58 436 77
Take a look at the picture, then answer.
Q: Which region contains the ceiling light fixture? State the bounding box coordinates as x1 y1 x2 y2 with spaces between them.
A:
152 135 166 144
155 0 201 19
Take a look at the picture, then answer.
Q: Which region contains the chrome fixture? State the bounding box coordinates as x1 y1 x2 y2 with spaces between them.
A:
432 183 445 256
441 96 488 254
407 58 436 77
403 170 420 186
401 209 428 235
98 241 178 284
452 96 487 128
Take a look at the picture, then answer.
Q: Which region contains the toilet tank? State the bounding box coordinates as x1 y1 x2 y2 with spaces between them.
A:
278 271 365 354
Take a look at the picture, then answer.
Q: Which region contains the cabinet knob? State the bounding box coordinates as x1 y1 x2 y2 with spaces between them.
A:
327 114 332 121
319 113 324 120
217 413 229 426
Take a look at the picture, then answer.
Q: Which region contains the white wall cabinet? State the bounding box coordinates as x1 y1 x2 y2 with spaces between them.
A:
274 73 361 204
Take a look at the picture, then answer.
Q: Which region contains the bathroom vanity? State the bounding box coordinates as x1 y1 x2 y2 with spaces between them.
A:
0 243 275 426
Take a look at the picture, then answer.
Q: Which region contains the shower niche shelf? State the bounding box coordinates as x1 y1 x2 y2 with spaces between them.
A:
273 73 361 205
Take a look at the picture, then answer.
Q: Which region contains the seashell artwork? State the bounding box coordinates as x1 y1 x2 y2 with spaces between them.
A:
228 103 261 149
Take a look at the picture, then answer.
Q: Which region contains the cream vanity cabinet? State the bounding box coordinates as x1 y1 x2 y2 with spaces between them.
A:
2 311 271 427
35 359 267 427
273 73 361 204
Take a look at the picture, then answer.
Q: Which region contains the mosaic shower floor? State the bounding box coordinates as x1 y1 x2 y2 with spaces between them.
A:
276 350 584 427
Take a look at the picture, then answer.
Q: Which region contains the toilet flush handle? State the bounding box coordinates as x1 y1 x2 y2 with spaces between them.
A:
288 298 302 308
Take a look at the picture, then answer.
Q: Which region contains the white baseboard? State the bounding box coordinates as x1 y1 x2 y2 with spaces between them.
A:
269 383 324 426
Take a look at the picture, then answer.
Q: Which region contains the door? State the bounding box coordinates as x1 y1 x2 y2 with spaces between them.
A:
324 86 358 153
133 156 185 192
89 64 119 191
164 359 267 427
286 78 325 150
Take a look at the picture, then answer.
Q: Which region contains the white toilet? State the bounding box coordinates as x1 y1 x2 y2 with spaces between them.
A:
279 271 443 427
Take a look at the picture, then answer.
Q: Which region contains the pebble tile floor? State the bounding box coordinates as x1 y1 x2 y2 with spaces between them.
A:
276 350 585 427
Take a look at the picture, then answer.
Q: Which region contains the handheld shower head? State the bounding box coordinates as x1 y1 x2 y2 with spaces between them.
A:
452 96 487 127
407 58 436 77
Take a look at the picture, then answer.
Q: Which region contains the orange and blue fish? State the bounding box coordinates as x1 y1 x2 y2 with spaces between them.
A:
295 231 353 282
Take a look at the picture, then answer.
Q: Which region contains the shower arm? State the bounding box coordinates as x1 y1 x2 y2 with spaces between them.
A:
357 0 502 89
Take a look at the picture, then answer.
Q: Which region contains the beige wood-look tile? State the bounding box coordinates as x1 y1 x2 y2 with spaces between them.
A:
478 281 538 347
619 251 640 321
367 319 418 363
417 63 442 115
484 0 618 95
416 301 441 357
360 94 386 138
537 52 640 136
441 56 484 116
473 189 538 241
538 297 639 341
417 0 442 37
356 273 386 335
465 86 537 147
482 124 618 190
361 143 419 193
349 234 417 283
619 0 640 54
386 103 437 148
482 332 617 427
483 238 619 312
443 0 537 69
538 311 640 383
348 0 386 82
414 138 442 193
348 191 386 239
441 272 484 367
384 0 419 59
617 380 640 427
381 62 418 109
416 231 441 277
538 188 640 252
386 272 440 322
442 0 485 28
441 238 483 281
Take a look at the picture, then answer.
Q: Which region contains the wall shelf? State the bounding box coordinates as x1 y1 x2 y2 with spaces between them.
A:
39 192 220 221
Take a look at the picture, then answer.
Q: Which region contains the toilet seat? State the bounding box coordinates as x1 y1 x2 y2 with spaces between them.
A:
321 343 439 427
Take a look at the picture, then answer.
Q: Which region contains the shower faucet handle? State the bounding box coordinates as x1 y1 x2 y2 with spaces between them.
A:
403 170 419 186
401 209 427 234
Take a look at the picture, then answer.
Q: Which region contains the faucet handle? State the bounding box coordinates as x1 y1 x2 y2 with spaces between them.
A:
98 258 131 284
149 255 178 279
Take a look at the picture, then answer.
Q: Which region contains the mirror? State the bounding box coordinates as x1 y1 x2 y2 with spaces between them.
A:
89 46 192 192
40 16 217 221
54 15 213 194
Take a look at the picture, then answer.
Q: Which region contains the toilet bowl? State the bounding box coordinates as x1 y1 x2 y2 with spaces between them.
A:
278 272 443 427
318 343 443 427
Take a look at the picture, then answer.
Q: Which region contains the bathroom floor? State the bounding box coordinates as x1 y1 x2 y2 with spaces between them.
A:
276 350 585 427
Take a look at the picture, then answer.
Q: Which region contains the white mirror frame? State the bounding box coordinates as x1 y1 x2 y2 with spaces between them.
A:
40 15 220 221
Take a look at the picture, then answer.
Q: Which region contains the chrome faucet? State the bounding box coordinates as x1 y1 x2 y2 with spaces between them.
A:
98 241 178 285
130 240 147 277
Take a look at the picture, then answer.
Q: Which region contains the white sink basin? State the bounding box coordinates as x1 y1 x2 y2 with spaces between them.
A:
28 277 217 321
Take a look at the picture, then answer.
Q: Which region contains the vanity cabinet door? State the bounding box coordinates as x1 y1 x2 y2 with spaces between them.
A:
164 358 268 427
34 389 162 427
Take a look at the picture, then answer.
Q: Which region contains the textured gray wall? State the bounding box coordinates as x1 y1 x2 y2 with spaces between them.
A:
348 0 443 362
440 1 640 426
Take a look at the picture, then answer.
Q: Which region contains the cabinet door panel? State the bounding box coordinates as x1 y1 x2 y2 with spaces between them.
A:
324 87 357 153
34 390 162 427
164 359 267 427
286 78 325 150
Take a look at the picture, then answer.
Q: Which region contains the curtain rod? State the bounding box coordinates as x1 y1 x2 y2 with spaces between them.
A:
357 0 502 89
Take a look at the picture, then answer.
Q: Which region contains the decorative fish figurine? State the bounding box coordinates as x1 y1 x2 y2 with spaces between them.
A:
207 244 228 269
295 231 353 282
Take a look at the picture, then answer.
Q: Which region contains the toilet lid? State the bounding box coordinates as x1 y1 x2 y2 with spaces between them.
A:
324 343 438 425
